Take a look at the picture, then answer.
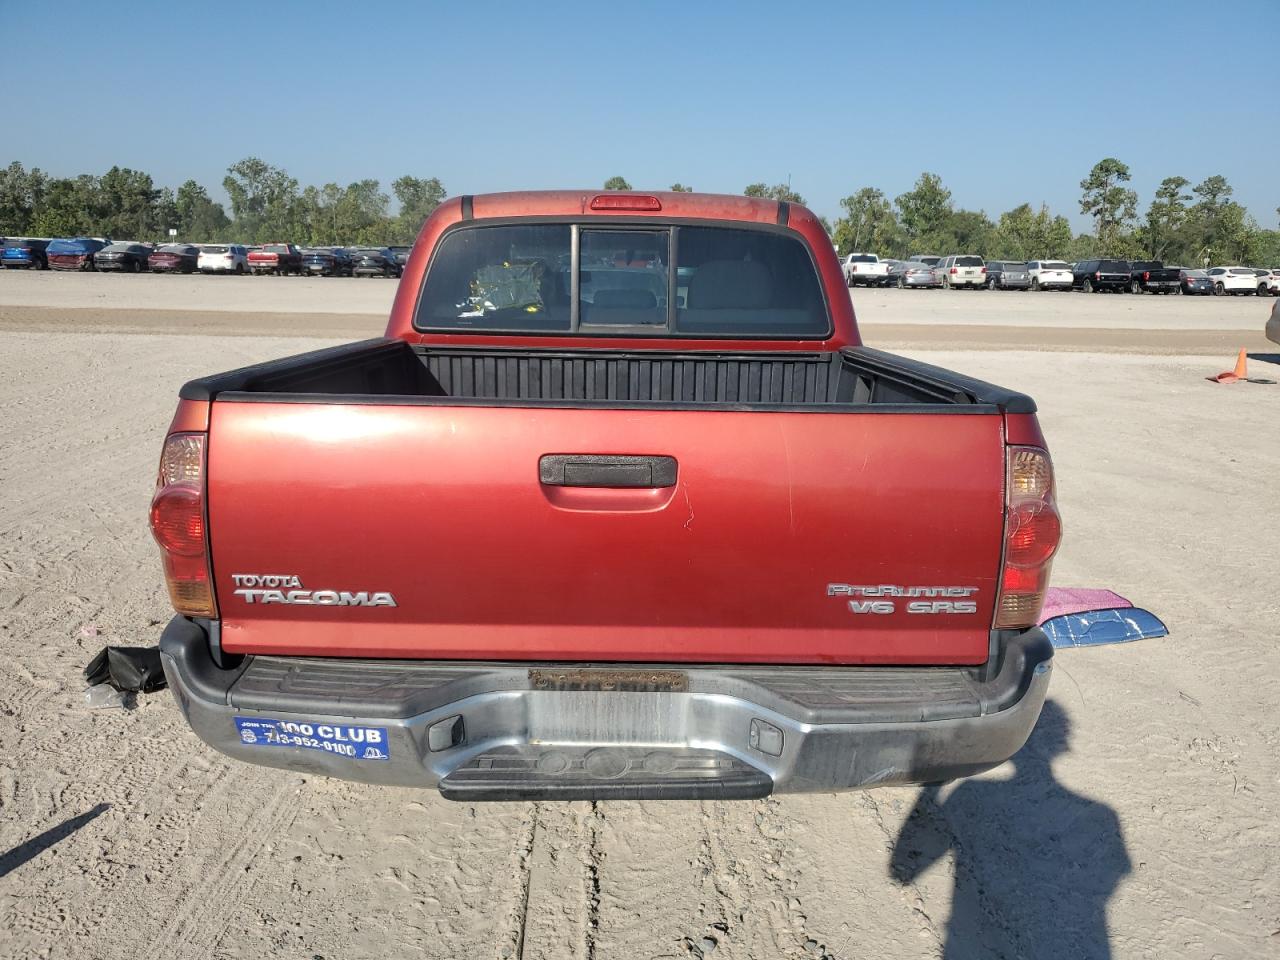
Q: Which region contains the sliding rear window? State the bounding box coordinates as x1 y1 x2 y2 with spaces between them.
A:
416 222 829 338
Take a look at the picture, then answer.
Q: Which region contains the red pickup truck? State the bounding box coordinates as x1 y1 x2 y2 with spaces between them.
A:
247 243 303 276
153 191 1059 801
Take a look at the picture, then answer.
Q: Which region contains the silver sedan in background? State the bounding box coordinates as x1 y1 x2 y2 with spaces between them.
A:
888 259 943 289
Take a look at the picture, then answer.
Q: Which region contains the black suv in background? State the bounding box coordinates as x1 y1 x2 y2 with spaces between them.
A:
1073 259 1131 293
388 245 412 269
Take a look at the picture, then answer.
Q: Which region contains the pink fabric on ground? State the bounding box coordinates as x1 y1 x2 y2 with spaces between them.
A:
1039 587 1133 623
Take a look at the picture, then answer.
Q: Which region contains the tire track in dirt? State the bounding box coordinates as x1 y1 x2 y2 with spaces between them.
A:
511 802 606 960
136 773 303 960
492 801 539 960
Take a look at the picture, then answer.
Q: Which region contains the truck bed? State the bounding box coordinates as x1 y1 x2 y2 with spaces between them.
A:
180 338 1034 411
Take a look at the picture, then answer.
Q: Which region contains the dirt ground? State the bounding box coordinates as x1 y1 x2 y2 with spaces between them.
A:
1 275 1277 959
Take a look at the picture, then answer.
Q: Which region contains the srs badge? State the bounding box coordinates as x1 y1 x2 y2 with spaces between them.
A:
827 583 979 615
231 573 397 607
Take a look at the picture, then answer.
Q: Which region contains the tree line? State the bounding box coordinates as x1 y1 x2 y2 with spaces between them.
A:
0 158 445 246
3 158 1276 266
604 165 1280 266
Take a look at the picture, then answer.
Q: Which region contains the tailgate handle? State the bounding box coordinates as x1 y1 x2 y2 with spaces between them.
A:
539 454 677 488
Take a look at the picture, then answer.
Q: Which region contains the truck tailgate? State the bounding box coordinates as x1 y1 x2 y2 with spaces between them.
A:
207 402 1006 664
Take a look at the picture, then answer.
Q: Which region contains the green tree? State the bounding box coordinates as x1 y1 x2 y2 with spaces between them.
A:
895 172 953 253
223 157 301 243
1141 176 1192 262
392 175 446 243
0 162 48 235
669 183 693 192
32 175 100 237
603 176 632 191
1078 158 1137 244
946 209 996 255
743 182 806 204
833 187 901 255
174 180 230 242
97 166 161 240
993 203 1074 260
337 179 390 244
1186 175 1246 264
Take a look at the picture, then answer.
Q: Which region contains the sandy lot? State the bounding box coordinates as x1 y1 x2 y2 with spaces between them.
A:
0 278 1277 959
0 270 1274 353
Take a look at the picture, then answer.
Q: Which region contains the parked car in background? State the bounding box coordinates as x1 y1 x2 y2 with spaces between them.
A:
985 261 1030 290
149 244 200 274
1025 260 1072 291
888 259 941 289
908 254 941 267
248 243 304 276
350 246 402 278
1267 298 1280 345
1127 260 1180 294
47 237 108 271
94 242 152 272
1253 268 1279 297
388 245 412 269
840 253 890 287
301 247 354 276
1207 266 1257 296
1178 269 1214 295
198 244 250 274
1 237 50 269
937 254 986 289
1072 259 1130 293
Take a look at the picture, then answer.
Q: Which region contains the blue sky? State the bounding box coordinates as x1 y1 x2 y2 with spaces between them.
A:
4 1 1276 231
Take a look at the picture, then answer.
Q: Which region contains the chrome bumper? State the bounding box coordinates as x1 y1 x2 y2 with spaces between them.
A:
160 617 1052 801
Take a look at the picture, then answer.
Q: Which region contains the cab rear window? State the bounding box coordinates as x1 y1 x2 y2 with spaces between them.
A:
416 223 830 338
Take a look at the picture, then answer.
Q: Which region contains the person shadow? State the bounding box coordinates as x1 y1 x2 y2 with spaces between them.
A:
890 700 1130 960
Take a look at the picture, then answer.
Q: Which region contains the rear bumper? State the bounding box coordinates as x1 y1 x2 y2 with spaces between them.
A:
160 617 1052 800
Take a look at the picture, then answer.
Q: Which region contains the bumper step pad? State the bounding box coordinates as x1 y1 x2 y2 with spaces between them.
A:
438 745 772 801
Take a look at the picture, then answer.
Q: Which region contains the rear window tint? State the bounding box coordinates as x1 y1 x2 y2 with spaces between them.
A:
674 226 827 336
203 245 229 254
417 223 829 338
1041 262 1069 270
955 256 984 267
847 254 877 263
419 225 573 332
1100 260 1130 271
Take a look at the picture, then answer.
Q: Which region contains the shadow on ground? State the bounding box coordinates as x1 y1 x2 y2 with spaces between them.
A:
891 701 1130 959
0 803 111 879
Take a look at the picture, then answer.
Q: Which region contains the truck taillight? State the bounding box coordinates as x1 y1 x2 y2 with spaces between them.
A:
950 267 958 274
1143 271 1150 281
1095 271 1101 280
149 432 217 618
995 446 1061 630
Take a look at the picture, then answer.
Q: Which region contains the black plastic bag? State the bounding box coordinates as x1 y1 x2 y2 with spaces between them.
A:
83 646 167 694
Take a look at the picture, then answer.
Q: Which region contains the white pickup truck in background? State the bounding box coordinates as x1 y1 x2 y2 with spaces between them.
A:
841 253 890 287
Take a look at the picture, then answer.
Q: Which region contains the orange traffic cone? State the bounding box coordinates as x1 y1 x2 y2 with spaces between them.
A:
1207 349 1248 384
